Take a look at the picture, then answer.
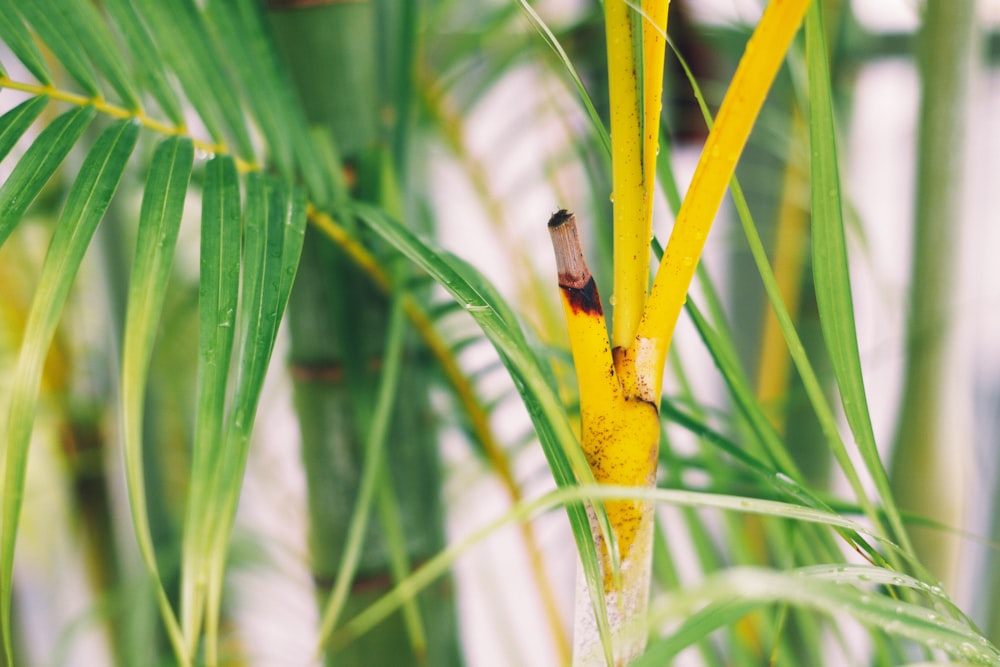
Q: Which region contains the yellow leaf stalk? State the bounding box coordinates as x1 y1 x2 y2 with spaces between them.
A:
552 0 812 664
549 212 660 560
549 210 660 665
606 0 669 354
631 0 813 402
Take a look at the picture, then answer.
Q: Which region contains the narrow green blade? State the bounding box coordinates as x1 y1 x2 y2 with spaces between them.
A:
0 105 96 248
0 0 53 85
204 0 295 177
201 174 306 662
317 293 409 641
1 118 138 663
206 0 340 204
119 135 194 662
230 175 301 425
132 0 255 158
179 154 241 646
0 95 48 163
16 0 102 97
638 567 999 665
349 202 618 658
39 0 142 109
804 5 912 556
515 0 610 155
102 0 185 124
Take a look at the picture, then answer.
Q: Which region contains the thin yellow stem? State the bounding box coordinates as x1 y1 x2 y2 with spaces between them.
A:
0 77 259 172
548 210 622 414
547 211 658 596
633 0 812 402
605 0 647 352
641 0 671 241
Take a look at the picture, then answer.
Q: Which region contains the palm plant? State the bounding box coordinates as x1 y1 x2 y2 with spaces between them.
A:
1 1 999 666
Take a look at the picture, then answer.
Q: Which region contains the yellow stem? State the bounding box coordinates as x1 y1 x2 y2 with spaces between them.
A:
633 0 812 401
0 77 259 172
605 0 648 352
548 211 659 589
641 0 671 240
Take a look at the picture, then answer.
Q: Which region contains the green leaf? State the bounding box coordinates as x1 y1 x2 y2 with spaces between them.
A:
1 118 138 663
349 202 618 658
179 154 241 647
329 484 895 654
804 5 912 556
224 174 307 444
204 0 295 177
638 567 999 666
15 0 102 97
119 135 194 663
0 0 53 85
39 0 141 109
684 294 802 478
102 0 185 124
0 105 96 248
515 0 611 156
0 95 48 163
132 0 255 158
317 292 410 643
204 0 340 205
200 174 306 663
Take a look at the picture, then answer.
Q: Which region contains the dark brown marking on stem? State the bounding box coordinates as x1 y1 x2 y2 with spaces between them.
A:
561 277 604 316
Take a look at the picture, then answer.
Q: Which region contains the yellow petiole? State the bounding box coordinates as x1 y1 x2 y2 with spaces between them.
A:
548 212 660 582
633 0 812 398
554 1 813 662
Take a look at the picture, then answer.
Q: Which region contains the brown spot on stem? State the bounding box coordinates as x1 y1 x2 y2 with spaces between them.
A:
561 277 603 317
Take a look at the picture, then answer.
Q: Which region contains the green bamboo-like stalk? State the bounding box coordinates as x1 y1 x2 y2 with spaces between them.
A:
890 0 976 589
265 3 459 665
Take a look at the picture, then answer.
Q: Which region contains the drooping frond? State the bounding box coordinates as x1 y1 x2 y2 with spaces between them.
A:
0 2 318 662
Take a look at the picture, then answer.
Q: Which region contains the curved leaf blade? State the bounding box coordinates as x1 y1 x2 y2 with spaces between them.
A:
638 567 999 666
0 0 53 85
347 202 619 658
44 0 142 109
133 0 255 158
16 0 102 97
179 154 241 647
805 2 912 556
204 0 296 177
201 175 306 663
0 105 97 248
1 118 138 662
102 0 185 124
0 95 48 163
119 135 194 661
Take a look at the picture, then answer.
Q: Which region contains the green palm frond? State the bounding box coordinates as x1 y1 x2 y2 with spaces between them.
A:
0 2 313 662
2 1 998 666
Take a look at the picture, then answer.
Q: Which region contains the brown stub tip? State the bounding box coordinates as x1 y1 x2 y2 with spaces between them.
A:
547 209 590 288
548 208 574 228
